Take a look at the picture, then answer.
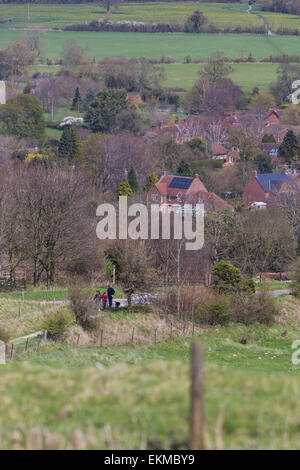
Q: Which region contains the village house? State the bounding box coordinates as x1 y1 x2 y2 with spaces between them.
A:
148 172 233 213
211 144 239 166
243 170 292 206
156 120 191 144
264 109 284 126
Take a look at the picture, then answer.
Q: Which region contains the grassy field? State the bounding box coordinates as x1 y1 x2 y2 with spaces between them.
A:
1 2 300 32
0 29 299 62
0 2 262 30
163 62 280 92
0 285 124 302
0 294 299 449
259 10 300 32
1 321 300 449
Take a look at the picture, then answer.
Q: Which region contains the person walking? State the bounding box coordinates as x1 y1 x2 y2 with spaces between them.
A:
94 290 101 311
107 284 115 308
101 292 108 310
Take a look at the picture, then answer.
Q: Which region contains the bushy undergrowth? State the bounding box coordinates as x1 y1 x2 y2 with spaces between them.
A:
42 308 73 341
68 287 97 330
162 286 278 326
0 326 10 343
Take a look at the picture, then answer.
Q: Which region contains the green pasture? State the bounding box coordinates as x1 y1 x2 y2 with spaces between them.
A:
1 321 299 449
162 62 280 92
0 30 300 62
0 2 262 29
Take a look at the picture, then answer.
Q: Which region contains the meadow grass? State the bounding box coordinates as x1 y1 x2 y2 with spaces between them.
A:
0 295 299 449
0 285 124 301
0 2 299 33
1 324 299 449
0 29 300 62
162 62 280 92
0 2 263 29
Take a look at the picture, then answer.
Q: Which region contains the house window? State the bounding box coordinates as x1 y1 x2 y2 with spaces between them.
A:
151 194 158 201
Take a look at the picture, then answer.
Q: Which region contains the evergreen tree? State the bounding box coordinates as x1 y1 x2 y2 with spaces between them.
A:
71 87 82 112
58 125 82 161
128 166 140 192
297 230 300 257
254 154 274 173
279 130 299 163
84 88 128 133
82 88 95 111
177 160 192 177
117 178 133 197
144 173 159 192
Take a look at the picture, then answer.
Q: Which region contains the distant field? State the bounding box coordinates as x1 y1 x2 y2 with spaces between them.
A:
163 62 280 92
259 10 300 32
0 30 300 62
0 2 299 33
0 2 262 29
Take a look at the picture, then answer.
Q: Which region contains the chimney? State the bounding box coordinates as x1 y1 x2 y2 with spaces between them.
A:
252 170 258 178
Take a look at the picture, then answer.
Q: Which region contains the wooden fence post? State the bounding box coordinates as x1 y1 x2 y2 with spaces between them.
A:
36 336 42 352
154 328 157 344
190 342 205 450
10 343 14 360
24 338 29 352
77 333 80 345
170 322 173 339
100 329 104 348
131 327 135 344
21 291 25 302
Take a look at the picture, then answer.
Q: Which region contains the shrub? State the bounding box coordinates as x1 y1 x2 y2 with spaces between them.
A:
212 260 243 294
231 291 278 325
292 261 300 297
0 326 10 343
68 287 97 330
42 309 73 341
196 297 230 326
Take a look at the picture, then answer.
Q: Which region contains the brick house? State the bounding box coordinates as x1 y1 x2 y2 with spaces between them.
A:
148 172 233 212
243 170 291 205
264 109 284 126
211 144 227 160
156 120 191 144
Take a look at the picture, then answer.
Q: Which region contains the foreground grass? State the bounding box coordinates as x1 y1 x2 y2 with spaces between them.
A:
1 296 299 449
1 328 300 449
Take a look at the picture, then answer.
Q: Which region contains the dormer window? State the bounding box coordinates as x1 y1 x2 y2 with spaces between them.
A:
177 193 183 202
152 194 158 201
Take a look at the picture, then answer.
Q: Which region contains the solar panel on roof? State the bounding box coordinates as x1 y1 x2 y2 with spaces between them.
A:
169 177 192 189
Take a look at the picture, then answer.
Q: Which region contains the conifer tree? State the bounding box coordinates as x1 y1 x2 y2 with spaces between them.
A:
117 178 133 197
58 125 82 161
279 130 299 163
144 173 159 192
82 88 95 111
71 87 82 112
128 166 140 192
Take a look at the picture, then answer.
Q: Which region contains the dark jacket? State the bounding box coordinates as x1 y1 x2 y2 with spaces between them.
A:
107 287 115 297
